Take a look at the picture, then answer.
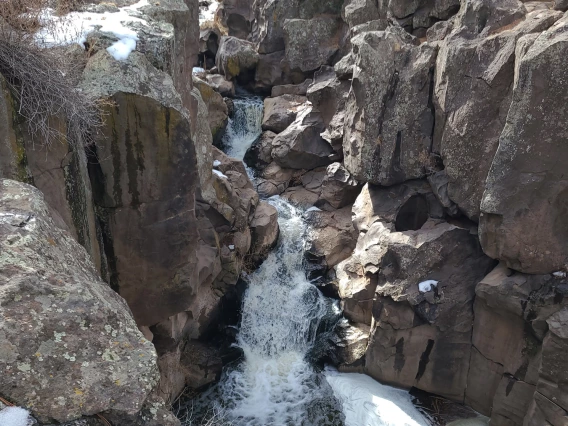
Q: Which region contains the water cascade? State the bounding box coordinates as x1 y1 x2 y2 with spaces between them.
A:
182 93 430 426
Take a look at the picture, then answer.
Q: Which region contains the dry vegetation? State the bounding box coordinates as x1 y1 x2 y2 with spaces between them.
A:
0 0 104 148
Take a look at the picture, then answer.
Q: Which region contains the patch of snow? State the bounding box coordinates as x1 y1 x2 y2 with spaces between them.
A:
213 169 228 179
213 160 221 167
325 369 428 426
229 245 235 250
37 0 149 59
553 271 567 278
0 406 33 426
107 37 137 61
418 280 438 293
199 0 219 25
193 67 206 74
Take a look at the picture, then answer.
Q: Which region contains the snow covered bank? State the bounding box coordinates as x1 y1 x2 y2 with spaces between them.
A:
36 0 152 60
325 369 429 426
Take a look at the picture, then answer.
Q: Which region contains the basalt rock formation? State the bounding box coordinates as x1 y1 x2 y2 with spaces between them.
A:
3 0 568 424
0 0 278 422
215 0 568 423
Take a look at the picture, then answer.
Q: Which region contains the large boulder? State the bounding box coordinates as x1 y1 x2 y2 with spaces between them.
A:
262 94 306 133
193 76 229 143
271 79 313 97
248 201 280 264
216 36 259 83
480 15 568 274
80 51 204 327
283 17 342 73
318 163 361 210
0 179 158 422
244 130 277 170
217 0 254 39
307 66 351 155
466 263 568 424
305 206 358 271
342 0 381 28
205 74 235 98
434 7 561 220
362 221 495 401
343 28 437 186
336 180 495 401
271 105 335 170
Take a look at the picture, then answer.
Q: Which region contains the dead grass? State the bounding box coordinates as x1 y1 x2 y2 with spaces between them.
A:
0 0 108 149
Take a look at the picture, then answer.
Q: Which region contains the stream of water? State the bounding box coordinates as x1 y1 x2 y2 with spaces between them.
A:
182 93 431 426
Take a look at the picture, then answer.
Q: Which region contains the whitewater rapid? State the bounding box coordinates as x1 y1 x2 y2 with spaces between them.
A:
182 92 431 426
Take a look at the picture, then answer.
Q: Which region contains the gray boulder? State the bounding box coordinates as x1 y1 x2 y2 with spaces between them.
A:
343 28 437 186
193 76 229 143
205 74 235 97
271 105 334 169
216 36 259 82
271 79 313 97
0 180 158 422
434 8 561 220
283 17 342 73
307 66 351 155
480 15 568 274
262 94 306 133
217 0 253 39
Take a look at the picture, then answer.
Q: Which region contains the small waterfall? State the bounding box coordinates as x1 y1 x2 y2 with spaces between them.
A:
223 95 264 160
215 197 344 425
180 92 431 426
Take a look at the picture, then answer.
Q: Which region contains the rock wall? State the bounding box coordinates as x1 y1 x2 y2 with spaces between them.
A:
214 0 568 424
0 0 279 422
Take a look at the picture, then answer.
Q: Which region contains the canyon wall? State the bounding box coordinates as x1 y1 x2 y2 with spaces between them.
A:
211 0 568 424
2 0 568 424
0 0 278 423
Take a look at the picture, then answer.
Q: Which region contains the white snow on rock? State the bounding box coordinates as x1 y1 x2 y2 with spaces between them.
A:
199 0 219 25
107 37 137 61
325 369 428 426
37 0 150 60
553 271 567 278
213 160 221 167
213 169 228 179
0 406 33 426
418 280 438 293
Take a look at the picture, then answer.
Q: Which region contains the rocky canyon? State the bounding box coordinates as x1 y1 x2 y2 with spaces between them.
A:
0 0 568 425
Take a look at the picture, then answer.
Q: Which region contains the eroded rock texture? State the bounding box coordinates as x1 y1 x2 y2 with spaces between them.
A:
0 180 159 422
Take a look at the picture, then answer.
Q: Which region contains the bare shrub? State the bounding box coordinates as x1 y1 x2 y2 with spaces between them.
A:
0 0 105 148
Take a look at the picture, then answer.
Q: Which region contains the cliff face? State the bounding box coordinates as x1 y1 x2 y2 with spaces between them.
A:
213 0 568 424
0 0 278 422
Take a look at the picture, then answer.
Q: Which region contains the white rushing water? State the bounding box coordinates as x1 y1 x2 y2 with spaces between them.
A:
222 96 264 160
184 93 430 426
